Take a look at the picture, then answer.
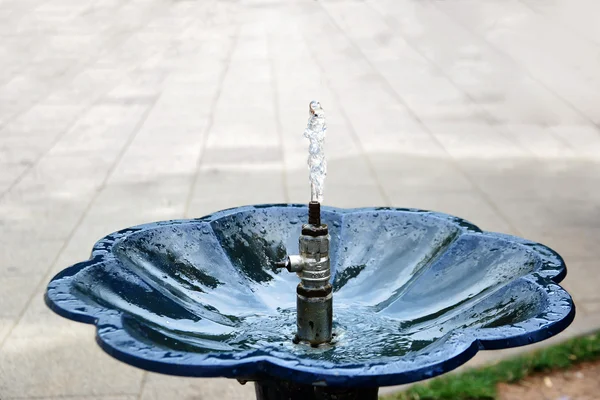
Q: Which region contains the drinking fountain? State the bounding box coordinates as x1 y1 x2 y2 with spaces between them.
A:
45 102 575 400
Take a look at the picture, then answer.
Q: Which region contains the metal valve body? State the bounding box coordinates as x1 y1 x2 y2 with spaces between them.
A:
277 203 332 346
292 229 332 345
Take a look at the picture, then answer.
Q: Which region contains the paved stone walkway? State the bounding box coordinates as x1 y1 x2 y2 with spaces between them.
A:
1 0 600 398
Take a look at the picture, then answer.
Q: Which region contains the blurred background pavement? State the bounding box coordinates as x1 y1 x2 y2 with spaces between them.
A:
1 0 600 398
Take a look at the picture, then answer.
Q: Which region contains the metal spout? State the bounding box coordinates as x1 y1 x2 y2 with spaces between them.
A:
308 201 321 226
276 202 332 346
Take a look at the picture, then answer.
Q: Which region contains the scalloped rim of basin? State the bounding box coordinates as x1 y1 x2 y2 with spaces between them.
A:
45 204 575 388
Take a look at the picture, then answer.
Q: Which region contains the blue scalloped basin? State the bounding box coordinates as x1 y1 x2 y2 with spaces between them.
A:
45 205 574 387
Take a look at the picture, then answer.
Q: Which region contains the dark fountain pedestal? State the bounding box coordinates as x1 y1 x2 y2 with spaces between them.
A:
45 205 575 399
254 380 378 400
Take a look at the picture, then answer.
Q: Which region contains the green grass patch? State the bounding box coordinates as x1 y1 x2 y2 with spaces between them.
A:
382 332 600 400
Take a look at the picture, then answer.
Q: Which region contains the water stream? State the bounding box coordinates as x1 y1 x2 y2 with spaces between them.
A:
304 101 327 203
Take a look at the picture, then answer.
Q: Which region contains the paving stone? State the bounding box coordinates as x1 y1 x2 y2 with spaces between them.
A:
561 261 600 303
551 124 600 159
0 277 40 318
0 325 143 398
368 0 587 126
187 168 287 217
0 318 14 345
2 103 86 138
436 0 600 124
500 124 576 159
0 235 64 275
373 155 475 194
386 190 515 234
425 121 530 159
10 396 137 400
516 227 600 262
448 156 600 203
48 104 149 156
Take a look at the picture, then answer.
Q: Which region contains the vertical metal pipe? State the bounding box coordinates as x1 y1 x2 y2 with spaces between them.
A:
294 223 331 345
275 202 333 346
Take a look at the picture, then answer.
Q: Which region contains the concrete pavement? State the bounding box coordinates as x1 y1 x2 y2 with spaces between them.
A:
1 0 600 398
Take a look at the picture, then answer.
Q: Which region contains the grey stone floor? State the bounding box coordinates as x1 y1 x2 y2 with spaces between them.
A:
1 0 600 398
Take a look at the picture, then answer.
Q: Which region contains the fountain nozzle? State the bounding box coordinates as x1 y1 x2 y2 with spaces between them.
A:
308 201 321 226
